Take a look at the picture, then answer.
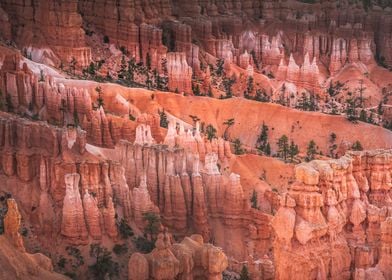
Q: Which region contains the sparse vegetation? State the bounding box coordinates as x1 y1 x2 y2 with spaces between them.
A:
250 190 259 210
277 135 289 161
233 138 245 155
95 86 104 108
113 244 128 255
223 118 235 140
239 265 251 280
117 218 134 239
159 109 169 128
206 124 217 141
143 212 160 237
257 122 271 155
89 244 119 280
305 140 318 162
288 140 299 162
329 132 338 158
352 140 363 151
66 246 84 269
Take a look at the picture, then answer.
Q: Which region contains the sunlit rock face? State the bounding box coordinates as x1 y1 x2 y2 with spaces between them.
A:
272 150 392 280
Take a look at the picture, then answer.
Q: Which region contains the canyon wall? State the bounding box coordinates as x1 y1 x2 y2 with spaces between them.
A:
272 149 392 280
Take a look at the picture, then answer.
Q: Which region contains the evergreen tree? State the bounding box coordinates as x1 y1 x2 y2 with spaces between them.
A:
222 77 235 98
277 135 289 161
233 138 244 155
207 86 213 97
378 102 384 116
289 140 299 162
346 93 357 122
118 56 127 80
250 190 259 210
264 143 271 156
206 124 217 141
39 69 45 82
329 133 337 158
306 140 318 162
127 57 136 82
189 115 200 126
73 110 79 127
192 83 201 96
96 86 104 108
159 110 169 128
223 118 235 140
352 140 363 151
143 212 160 237
70 57 77 75
215 59 224 76
146 52 151 70
255 89 270 102
246 76 254 94
239 265 250 280
89 245 119 280
359 109 367 122
88 62 96 76
257 122 270 155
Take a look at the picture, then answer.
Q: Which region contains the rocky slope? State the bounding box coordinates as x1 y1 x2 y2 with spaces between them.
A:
1 0 392 279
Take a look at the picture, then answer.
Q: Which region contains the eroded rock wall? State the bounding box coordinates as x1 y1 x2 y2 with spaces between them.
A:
272 150 392 280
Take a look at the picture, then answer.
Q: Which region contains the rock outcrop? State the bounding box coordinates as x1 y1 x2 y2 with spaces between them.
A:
272 150 392 280
128 233 228 280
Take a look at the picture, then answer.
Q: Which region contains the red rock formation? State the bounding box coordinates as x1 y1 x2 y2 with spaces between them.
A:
61 173 89 243
272 150 392 280
1 0 91 66
128 233 228 280
166 52 192 94
3 199 25 252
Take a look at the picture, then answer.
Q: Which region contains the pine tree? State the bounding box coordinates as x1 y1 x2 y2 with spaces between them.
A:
306 140 318 162
352 140 363 151
246 76 254 94
192 83 201 96
127 57 136 82
207 86 213 97
265 143 271 156
73 110 79 127
118 55 127 80
70 57 77 75
88 62 96 76
289 140 299 162
146 53 151 70
206 124 217 141
233 138 244 155
96 86 104 108
239 265 250 280
250 190 259 210
223 118 235 140
257 122 270 155
159 110 168 128
359 109 367 122
277 135 289 161
189 115 200 126
215 59 224 76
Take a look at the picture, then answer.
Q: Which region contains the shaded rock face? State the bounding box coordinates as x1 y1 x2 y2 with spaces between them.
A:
271 150 392 280
1 0 391 81
0 0 91 66
128 233 228 280
117 122 271 262
0 198 68 280
0 113 271 269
